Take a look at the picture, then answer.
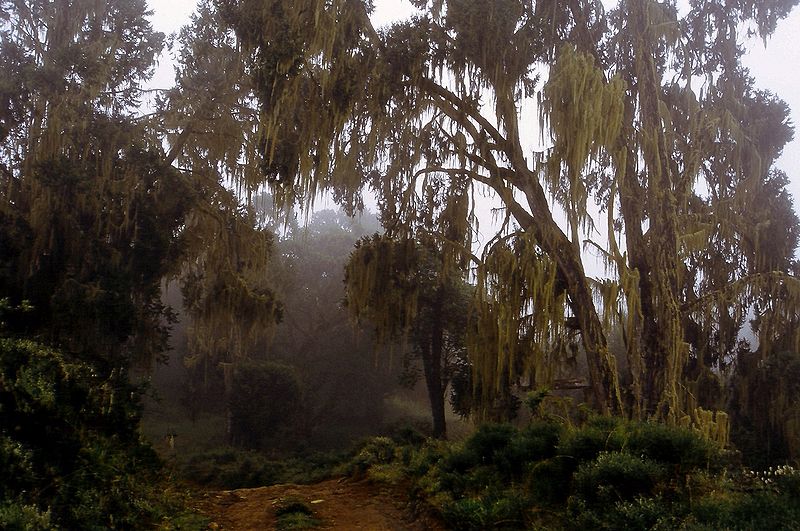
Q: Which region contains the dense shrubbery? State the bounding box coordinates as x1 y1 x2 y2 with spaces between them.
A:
229 360 303 450
348 417 800 530
180 447 349 489
0 338 202 529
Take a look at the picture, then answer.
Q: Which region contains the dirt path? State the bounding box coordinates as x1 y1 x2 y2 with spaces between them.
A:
196 477 447 530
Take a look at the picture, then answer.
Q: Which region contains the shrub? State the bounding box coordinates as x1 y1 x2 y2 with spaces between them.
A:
274 497 321 530
390 425 428 447
181 448 343 489
228 361 302 450
573 452 665 506
463 424 517 465
500 421 563 478
0 338 199 528
0 501 52 530
528 456 575 505
569 495 678 531
347 436 399 476
441 490 528 530
626 422 721 472
688 490 800 529
558 420 625 464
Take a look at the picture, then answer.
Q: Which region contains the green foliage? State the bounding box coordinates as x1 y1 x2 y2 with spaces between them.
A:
625 421 721 472
441 491 529 531
557 416 626 462
0 338 196 528
180 448 345 489
527 456 574 506
573 452 665 506
689 491 800 530
568 495 678 531
0 501 52 531
731 350 800 466
461 423 517 465
341 418 778 530
274 496 322 530
348 436 399 476
229 360 302 450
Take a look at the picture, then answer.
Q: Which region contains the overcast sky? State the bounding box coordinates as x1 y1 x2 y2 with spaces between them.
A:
148 0 800 214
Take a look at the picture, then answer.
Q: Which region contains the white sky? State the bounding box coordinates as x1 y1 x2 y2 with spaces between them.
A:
147 0 800 224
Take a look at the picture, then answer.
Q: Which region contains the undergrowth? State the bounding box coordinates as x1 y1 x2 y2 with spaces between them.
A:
346 416 800 530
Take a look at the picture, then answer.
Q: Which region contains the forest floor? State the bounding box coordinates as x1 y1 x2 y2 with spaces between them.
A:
194 476 447 530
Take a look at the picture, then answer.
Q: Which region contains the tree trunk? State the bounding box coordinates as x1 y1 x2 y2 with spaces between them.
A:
629 0 687 420
422 345 447 439
421 287 448 439
507 169 623 415
490 87 623 416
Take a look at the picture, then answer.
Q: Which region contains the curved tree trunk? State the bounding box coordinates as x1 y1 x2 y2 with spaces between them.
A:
506 169 623 415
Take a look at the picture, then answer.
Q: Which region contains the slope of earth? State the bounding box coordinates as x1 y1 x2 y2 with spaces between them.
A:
196 477 447 530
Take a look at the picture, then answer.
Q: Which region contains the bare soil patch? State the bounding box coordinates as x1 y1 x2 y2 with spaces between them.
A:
196 477 447 530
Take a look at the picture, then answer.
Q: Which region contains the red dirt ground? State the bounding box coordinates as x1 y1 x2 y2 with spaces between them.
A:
196 477 447 530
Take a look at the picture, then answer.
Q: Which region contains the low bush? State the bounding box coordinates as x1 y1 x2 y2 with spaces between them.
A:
626 421 720 472
689 490 800 529
274 497 322 530
558 416 625 463
0 338 197 528
181 448 345 489
341 415 798 530
573 451 665 506
441 491 529 530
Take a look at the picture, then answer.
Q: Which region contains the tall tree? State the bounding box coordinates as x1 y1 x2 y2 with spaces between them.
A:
163 0 281 378
223 0 800 422
266 208 397 448
0 0 181 369
0 0 280 387
345 233 471 438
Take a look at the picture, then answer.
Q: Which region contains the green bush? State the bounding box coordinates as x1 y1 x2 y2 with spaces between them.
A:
558 420 625 463
441 490 528 530
463 423 517 465
0 338 194 528
343 417 800 530
229 361 302 450
516 421 563 460
274 497 322 530
568 495 678 531
528 456 575 505
499 421 564 479
0 501 52 530
773 466 800 497
182 448 344 488
347 436 399 476
626 422 721 472
690 491 800 529
573 452 665 506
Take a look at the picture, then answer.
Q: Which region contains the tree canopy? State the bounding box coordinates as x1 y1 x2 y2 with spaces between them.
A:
223 0 800 424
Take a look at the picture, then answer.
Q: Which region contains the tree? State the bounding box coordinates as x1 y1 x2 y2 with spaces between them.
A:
0 0 182 371
228 360 302 450
265 208 398 449
0 336 168 528
163 0 282 381
345 234 472 438
223 0 800 421
0 0 283 469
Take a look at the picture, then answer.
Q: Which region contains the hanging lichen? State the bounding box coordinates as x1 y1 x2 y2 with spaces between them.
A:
222 0 800 423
